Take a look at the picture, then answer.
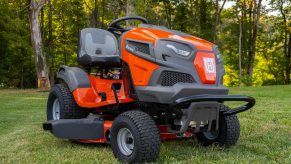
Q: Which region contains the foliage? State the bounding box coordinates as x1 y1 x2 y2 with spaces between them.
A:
0 0 35 88
0 0 290 88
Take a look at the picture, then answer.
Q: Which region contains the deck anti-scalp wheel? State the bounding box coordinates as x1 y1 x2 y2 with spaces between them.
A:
110 110 160 163
47 84 89 120
197 104 240 147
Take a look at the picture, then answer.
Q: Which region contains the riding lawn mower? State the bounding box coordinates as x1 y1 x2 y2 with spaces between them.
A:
43 16 255 163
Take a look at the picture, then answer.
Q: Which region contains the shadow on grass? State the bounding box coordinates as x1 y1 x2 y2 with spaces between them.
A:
67 140 109 148
66 136 227 152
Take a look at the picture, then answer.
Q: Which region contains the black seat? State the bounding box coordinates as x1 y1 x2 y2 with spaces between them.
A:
77 28 121 67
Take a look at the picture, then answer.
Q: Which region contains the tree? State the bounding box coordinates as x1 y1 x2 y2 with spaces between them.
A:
212 0 227 43
29 0 50 89
236 0 243 86
84 0 99 28
247 0 262 84
126 0 136 27
233 0 263 85
199 0 214 40
47 0 54 86
162 0 173 29
271 0 291 84
0 0 290 88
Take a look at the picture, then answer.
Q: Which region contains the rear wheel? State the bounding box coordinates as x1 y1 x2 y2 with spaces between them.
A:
110 111 160 163
47 84 90 120
197 105 240 147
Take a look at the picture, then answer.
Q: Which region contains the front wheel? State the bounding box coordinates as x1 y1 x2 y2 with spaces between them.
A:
197 105 240 147
110 111 161 163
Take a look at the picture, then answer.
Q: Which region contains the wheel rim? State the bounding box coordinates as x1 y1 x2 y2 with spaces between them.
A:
117 128 134 156
203 121 219 140
203 130 219 140
52 98 60 120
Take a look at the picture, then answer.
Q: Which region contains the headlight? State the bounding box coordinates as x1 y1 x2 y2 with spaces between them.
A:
166 44 191 57
160 40 192 57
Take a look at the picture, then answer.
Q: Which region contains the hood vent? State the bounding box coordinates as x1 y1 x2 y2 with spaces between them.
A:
127 40 150 55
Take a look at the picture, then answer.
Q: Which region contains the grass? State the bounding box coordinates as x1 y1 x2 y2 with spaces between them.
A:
0 86 290 163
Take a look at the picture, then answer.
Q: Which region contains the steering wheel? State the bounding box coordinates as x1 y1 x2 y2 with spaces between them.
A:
108 16 148 35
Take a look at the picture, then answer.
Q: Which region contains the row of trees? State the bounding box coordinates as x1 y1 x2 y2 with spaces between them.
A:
0 0 290 88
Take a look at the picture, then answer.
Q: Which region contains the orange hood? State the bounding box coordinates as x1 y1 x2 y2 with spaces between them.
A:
124 27 214 51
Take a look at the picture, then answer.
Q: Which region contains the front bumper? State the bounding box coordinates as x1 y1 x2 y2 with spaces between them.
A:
135 83 228 104
167 94 256 133
173 94 256 116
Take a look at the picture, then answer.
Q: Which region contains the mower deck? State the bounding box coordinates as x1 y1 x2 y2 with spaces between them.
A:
43 118 194 144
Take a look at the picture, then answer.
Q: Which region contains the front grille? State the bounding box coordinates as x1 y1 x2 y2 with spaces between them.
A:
160 71 194 87
127 40 150 55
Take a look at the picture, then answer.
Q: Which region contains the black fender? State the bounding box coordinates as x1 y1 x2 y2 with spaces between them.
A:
57 65 91 91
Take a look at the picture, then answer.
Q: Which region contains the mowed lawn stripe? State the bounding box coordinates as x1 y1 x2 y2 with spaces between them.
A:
0 86 290 163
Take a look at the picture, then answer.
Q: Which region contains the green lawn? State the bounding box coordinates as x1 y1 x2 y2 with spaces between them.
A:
0 86 290 163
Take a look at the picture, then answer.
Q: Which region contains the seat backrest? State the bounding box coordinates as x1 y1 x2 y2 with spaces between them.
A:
78 28 118 60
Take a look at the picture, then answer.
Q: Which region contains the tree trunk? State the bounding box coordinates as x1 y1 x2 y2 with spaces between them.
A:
247 0 262 85
242 0 247 72
162 0 172 29
278 0 291 84
239 17 243 86
285 33 291 84
60 11 67 65
41 8 44 40
20 53 24 89
236 0 242 86
200 0 208 38
48 0 54 87
29 0 50 89
246 0 253 81
84 0 99 28
93 0 98 28
212 0 226 43
101 0 105 28
126 0 136 27
189 0 196 26
189 0 199 28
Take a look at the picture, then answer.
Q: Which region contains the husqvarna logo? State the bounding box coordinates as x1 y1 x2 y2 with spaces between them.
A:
203 57 215 73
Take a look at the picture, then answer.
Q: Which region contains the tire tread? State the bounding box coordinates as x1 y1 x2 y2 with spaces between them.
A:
111 110 160 163
197 104 240 147
47 83 89 120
